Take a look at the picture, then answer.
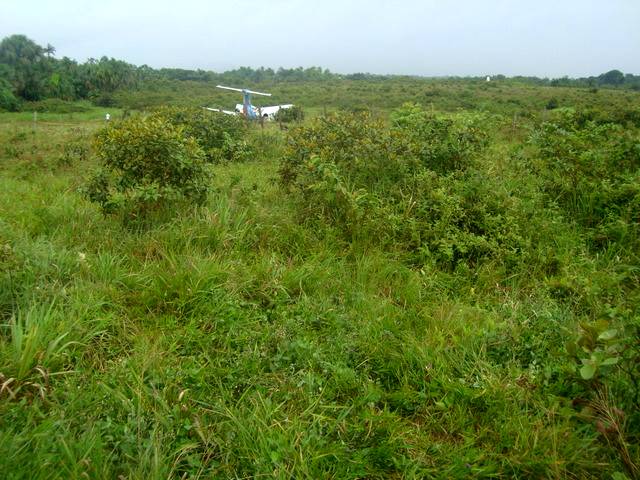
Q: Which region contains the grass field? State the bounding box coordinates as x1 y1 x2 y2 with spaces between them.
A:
1 80 639 479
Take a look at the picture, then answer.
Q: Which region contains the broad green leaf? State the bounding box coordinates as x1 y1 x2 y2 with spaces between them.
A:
580 363 596 380
598 329 617 341
600 357 619 366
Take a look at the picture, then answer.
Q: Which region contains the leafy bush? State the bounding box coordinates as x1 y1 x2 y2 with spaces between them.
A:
216 132 254 164
530 108 640 248
570 107 640 128
152 107 250 163
280 111 405 190
84 116 211 216
274 105 304 123
391 102 488 174
280 108 523 266
545 98 559 110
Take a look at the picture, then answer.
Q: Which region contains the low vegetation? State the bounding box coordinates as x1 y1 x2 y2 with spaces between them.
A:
0 39 639 479
84 115 211 218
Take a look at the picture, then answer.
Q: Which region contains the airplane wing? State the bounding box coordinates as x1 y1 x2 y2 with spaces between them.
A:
217 85 271 96
203 107 237 116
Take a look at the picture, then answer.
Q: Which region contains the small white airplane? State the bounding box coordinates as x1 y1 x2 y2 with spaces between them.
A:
204 85 293 120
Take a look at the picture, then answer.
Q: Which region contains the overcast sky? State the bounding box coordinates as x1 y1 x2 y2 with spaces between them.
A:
1 0 639 77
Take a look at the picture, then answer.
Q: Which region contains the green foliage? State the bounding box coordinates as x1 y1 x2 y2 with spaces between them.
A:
151 106 250 163
530 108 640 250
58 134 89 166
391 102 488 174
568 320 624 381
0 34 50 101
0 302 78 400
91 93 116 107
280 111 397 188
599 69 625 86
566 315 640 405
0 73 20 111
2 68 640 479
274 105 305 123
216 131 254 164
0 87 20 112
545 97 559 110
564 317 640 478
280 108 515 266
85 116 211 215
28 98 92 113
0 34 140 105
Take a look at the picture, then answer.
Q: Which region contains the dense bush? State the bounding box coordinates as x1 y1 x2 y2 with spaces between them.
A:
530 109 640 438
274 105 304 123
280 107 523 266
152 107 252 163
84 116 211 216
570 107 640 128
280 111 404 189
530 108 640 248
545 97 559 110
391 102 488 174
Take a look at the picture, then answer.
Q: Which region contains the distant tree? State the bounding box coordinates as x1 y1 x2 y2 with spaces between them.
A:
598 69 625 86
624 73 640 90
44 43 56 58
49 56 79 99
550 76 571 87
0 34 50 100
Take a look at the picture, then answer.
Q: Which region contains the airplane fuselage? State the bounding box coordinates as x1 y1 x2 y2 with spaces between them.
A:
235 103 294 119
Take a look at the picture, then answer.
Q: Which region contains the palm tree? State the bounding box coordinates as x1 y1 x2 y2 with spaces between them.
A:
44 43 56 58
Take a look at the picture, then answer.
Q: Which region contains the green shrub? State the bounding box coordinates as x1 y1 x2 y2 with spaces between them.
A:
530 108 640 248
84 116 211 216
215 131 254 164
391 103 489 174
563 316 640 470
545 98 559 110
274 105 304 123
152 106 250 163
280 108 522 267
280 111 406 190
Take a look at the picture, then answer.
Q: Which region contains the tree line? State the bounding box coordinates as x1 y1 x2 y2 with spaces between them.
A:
1 33 639 111
0 35 143 110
